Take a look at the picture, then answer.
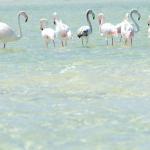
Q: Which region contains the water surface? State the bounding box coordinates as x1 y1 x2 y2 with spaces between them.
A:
0 0 150 149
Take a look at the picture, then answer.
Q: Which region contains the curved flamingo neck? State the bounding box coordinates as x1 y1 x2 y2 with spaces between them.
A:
101 17 105 25
99 17 105 33
86 11 92 33
17 14 22 40
130 10 140 33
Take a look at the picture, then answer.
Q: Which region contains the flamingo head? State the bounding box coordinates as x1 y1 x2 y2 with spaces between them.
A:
130 9 141 21
40 18 48 30
97 13 104 25
53 20 56 25
53 12 59 25
18 11 28 23
86 9 95 20
147 16 150 26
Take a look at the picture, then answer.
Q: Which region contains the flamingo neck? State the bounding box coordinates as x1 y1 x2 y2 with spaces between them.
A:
99 17 105 25
99 17 105 33
55 19 61 31
86 12 92 33
130 11 140 33
17 14 22 40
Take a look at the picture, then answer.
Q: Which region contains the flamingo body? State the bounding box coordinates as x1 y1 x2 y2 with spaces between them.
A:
100 23 117 37
121 21 134 39
148 28 150 38
77 26 90 38
41 28 56 47
0 22 17 43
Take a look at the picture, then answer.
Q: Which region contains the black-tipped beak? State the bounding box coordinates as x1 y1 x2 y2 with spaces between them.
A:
53 20 56 25
25 17 28 23
40 27 43 30
148 24 150 26
93 16 95 20
99 20 101 25
138 17 140 21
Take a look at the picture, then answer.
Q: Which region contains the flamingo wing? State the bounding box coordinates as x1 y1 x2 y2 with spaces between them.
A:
77 26 90 38
42 28 56 40
0 22 16 42
101 23 117 36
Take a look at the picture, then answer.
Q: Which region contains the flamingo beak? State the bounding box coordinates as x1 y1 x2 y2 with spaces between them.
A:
53 20 56 25
25 15 28 23
99 19 101 25
148 24 150 26
138 17 140 21
40 27 43 30
25 18 28 22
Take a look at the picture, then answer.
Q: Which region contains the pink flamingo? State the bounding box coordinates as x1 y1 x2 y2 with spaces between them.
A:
98 13 118 46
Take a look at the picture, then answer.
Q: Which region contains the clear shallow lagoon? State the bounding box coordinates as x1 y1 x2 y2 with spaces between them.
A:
0 0 150 149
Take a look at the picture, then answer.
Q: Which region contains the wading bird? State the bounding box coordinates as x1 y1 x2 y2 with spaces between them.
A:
53 12 72 47
115 13 130 42
120 9 141 46
77 9 95 46
40 18 56 48
98 13 118 46
0 11 28 48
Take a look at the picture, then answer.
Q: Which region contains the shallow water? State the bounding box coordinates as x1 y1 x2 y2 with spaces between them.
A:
0 0 150 150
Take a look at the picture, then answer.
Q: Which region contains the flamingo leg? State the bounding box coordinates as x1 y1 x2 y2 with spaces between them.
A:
106 38 108 46
131 38 132 47
125 39 127 46
119 35 122 43
61 41 64 47
112 37 114 46
86 36 89 45
53 40 55 47
81 38 84 46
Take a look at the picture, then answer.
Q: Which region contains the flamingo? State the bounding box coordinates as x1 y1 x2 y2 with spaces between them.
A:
53 12 72 47
115 13 130 42
120 9 141 46
0 11 28 48
77 9 95 46
98 13 118 46
40 18 56 48
147 16 150 38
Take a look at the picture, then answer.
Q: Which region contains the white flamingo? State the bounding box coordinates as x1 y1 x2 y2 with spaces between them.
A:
0 11 28 48
115 13 130 42
40 18 56 48
147 16 150 38
53 12 72 47
120 9 141 46
98 13 118 46
77 9 95 46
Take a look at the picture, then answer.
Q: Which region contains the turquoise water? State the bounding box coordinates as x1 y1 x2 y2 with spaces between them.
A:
0 0 150 149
